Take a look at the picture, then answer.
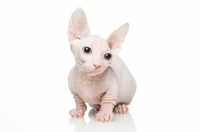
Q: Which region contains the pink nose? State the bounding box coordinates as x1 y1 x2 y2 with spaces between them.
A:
93 64 101 69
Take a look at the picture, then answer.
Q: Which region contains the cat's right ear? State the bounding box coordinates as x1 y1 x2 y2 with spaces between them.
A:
67 8 90 42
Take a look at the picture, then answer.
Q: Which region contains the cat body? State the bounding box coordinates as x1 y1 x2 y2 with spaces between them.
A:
68 56 136 105
67 8 136 122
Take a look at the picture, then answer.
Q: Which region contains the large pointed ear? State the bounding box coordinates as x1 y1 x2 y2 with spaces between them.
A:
67 8 90 42
106 23 129 54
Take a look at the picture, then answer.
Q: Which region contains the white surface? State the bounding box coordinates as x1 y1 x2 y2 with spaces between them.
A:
0 0 200 132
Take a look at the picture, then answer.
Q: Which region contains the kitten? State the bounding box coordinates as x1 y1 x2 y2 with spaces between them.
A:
67 8 136 122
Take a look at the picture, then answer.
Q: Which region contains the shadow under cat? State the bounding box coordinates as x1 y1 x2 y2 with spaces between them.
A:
69 109 136 132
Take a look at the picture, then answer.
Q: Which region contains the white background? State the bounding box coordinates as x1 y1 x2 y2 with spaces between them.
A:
0 0 200 132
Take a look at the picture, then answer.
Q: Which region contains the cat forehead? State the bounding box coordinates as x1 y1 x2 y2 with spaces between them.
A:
82 35 109 49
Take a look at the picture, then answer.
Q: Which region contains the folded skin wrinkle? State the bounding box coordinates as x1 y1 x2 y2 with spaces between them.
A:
67 8 136 122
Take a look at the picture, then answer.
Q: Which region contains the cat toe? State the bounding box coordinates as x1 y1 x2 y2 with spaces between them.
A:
114 104 129 114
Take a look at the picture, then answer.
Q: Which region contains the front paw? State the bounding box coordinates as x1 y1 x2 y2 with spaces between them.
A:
69 108 86 118
96 111 114 122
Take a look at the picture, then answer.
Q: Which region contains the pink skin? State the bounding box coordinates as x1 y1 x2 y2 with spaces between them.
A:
67 8 136 122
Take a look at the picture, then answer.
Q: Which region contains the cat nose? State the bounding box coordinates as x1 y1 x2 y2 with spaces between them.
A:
93 64 101 69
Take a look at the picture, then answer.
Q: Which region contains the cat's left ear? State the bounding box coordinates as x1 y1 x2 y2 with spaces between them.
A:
106 23 129 55
67 8 90 42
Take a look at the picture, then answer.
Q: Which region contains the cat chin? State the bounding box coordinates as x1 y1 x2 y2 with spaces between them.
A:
86 70 104 77
86 72 100 77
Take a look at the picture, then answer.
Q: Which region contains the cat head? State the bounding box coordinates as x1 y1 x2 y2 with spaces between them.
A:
67 8 129 76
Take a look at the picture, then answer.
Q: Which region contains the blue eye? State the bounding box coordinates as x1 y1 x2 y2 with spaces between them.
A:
83 47 92 54
104 53 112 61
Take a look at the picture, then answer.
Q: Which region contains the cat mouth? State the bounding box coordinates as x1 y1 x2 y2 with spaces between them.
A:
84 68 101 76
77 61 102 75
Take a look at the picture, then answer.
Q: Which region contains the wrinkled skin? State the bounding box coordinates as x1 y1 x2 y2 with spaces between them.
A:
67 8 136 122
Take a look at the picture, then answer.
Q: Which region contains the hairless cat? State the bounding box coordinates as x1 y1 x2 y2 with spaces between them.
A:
67 8 136 122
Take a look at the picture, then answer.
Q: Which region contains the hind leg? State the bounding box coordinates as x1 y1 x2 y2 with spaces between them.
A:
114 104 129 114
